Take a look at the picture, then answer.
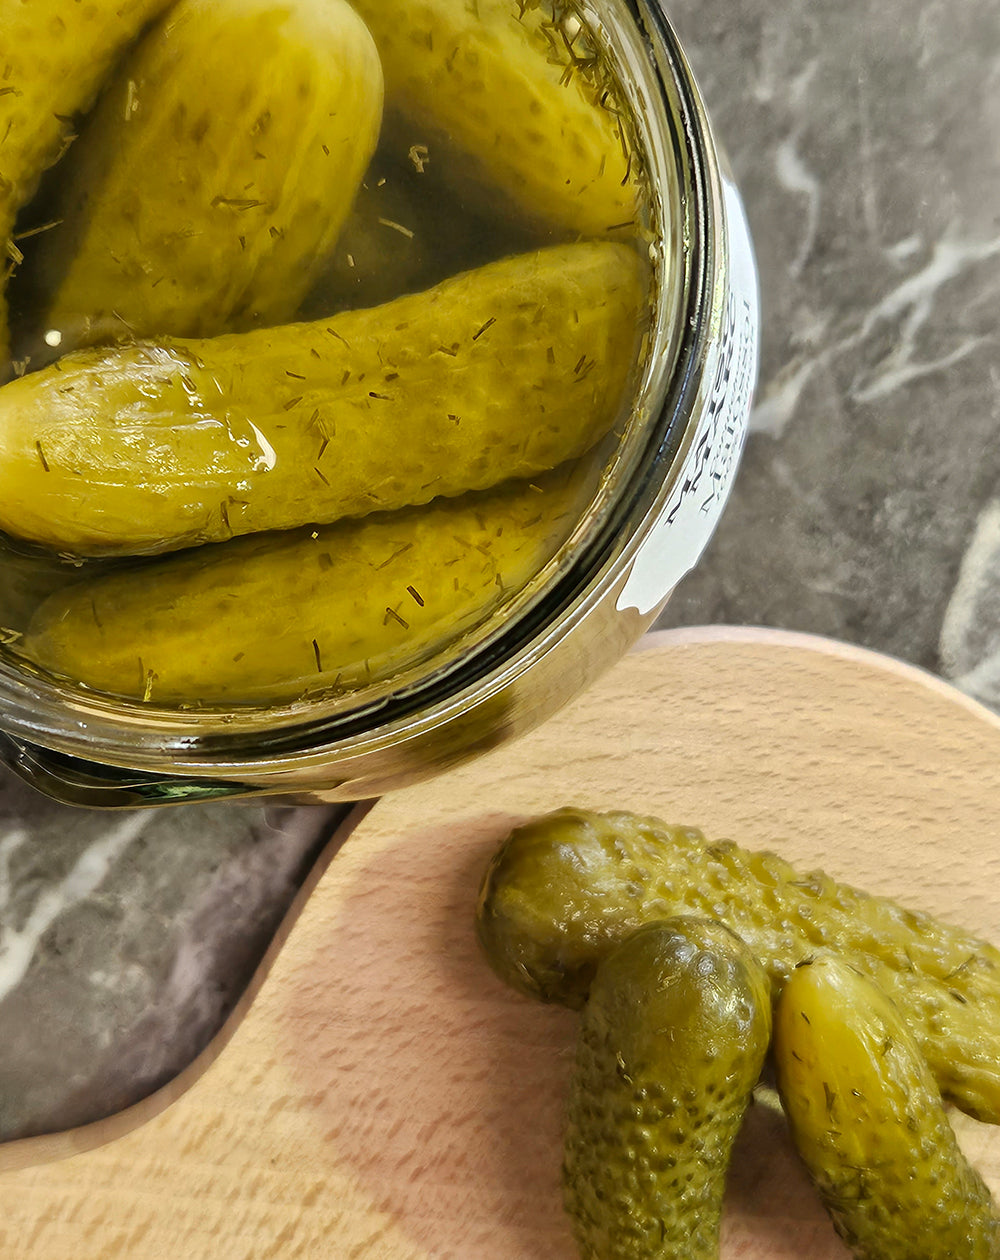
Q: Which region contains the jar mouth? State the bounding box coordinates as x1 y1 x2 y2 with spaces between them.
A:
0 0 719 776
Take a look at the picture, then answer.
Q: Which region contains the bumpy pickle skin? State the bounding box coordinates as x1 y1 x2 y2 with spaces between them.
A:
21 471 583 706
36 0 383 350
0 0 174 376
475 807 1000 1124
348 0 639 239
0 242 647 557
564 918 772 1260
775 956 1000 1260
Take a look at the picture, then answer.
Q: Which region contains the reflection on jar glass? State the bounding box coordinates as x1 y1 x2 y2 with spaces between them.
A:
0 0 758 807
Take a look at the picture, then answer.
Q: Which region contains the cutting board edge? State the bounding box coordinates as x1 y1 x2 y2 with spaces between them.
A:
637 624 1000 731
0 800 376 1175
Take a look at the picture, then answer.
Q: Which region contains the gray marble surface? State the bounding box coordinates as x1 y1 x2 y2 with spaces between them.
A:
1 0 998 1144
0 783 338 1141
661 0 1000 694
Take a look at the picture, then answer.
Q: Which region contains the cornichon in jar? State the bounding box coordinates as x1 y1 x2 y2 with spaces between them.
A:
564 918 772 1260
37 0 383 350
475 807 1000 1124
349 0 639 238
0 242 646 557
21 470 583 705
0 0 174 376
775 956 1000 1260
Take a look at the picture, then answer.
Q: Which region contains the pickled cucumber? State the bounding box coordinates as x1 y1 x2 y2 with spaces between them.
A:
21 470 583 705
348 0 639 238
564 918 772 1260
476 807 1000 1123
0 0 174 375
775 956 1000 1259
35 0 383 350
0 242 646 557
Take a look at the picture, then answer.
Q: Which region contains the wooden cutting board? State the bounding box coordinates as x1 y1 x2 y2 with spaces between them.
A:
1 627 999 1259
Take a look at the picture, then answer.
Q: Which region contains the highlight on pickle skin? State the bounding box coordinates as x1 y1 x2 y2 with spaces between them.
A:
0 0 176 378
35 0 384 352
774 956 1000 1260
349 0 641 239
0 242 648 558
21 470 585 707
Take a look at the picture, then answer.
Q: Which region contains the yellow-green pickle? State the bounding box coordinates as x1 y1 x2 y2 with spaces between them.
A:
0 0 175 376
775 956 1000 1260
22 470 584 705
348 0 640 236
36 0 384 348
476 808 1000 1124
564 918 772 1260
0 242 645 557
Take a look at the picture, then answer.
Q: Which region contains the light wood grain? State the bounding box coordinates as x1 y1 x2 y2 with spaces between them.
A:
1 627 998 1259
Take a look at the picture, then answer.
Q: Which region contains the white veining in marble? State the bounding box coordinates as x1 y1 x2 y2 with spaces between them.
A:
775 132 822 279
752 225 1000 432
854 69 880 244
884 234 924 265
0 812 150 1003
940 499 1000 706
849 232 1000 403
773 61 822 280
0 828 29 911
748 356 816 437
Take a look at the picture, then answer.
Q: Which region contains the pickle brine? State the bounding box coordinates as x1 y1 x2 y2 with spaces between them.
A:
0 0 657 709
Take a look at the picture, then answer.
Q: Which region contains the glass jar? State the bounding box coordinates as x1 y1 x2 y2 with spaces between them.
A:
0 0 759 807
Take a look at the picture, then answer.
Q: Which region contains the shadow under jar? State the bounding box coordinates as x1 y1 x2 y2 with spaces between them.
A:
0 0 759 807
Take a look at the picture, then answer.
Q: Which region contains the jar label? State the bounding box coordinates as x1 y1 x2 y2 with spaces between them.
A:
617 177 760 615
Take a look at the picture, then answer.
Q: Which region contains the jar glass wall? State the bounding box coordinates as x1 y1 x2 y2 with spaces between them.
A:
0 0 758 806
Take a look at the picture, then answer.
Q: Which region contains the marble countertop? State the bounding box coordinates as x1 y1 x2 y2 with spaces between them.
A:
2 0 998 1144
660 0 1000 696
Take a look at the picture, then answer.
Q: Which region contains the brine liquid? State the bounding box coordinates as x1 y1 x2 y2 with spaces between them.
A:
0 0 661 709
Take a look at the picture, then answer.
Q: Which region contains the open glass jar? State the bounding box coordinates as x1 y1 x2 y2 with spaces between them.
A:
0 0 758 806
